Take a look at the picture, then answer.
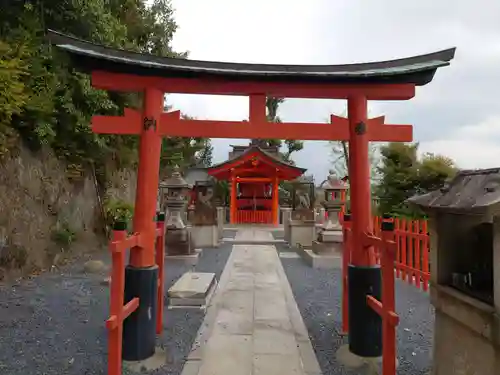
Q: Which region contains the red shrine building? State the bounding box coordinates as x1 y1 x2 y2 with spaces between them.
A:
207 140 306 225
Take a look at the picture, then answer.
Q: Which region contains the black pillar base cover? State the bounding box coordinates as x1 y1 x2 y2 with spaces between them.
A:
122 264 159 361
348 264 382 357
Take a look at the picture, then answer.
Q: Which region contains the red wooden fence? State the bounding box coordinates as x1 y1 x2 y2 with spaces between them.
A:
337 200 431 292
372 216 430 291
236 210 273 224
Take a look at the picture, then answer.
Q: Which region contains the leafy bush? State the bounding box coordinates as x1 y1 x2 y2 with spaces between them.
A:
51 222 77 247
104 198 134 230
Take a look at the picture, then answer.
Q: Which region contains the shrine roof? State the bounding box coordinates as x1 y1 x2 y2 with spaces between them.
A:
407 168 500 214
207 146 306 180
47 30 455 86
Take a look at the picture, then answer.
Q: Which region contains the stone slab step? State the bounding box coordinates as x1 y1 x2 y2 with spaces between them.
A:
168 272 218 309
222 238 285 245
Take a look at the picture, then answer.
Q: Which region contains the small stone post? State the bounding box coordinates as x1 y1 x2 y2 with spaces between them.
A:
217 206 225 239
159 166 193 256
281 207 293 244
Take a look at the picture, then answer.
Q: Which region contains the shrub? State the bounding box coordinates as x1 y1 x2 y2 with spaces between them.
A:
103 198 134 231
51 222 77 247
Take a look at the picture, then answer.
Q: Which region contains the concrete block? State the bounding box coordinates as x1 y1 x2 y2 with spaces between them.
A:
168 272 217 308
191 225 219 248
296 245 342 269
289 220 316 248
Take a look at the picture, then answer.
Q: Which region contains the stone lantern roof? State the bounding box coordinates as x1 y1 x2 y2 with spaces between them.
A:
159 165 190 190
321 170 349 191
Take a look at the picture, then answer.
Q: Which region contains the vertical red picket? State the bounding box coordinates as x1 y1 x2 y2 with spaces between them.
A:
414 220 422 289
364 217 399 375
394 218 401 278
400 219 407 281
407 220 415 285
107 227 126 375
421 220 430 291
380 221 398 375
155 213 165 334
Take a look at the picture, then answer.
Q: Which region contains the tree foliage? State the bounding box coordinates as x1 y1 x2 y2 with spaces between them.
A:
0 0 210 182
251 97 304 162
374 142 457 217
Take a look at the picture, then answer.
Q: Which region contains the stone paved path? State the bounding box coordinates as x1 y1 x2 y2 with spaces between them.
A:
182 228 321 375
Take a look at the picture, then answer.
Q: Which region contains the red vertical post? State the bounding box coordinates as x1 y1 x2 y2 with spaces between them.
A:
421 220 430 291
123 88 164 362
381 218 397 375
108 226 127 375
347 95 374 266
346 96 381 358
130 88 164 268
155 212 166 334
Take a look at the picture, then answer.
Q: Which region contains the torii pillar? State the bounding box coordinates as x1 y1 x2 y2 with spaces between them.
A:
92 89 169 361
331 98 413 358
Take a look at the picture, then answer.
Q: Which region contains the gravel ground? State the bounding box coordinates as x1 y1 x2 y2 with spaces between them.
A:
0 243 232 375
275 243 433 375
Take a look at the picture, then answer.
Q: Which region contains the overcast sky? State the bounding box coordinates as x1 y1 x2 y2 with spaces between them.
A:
165 0 500 180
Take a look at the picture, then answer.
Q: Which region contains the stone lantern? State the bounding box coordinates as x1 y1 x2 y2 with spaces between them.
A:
159 166 193 256
308 170 348 267
319 170 348 239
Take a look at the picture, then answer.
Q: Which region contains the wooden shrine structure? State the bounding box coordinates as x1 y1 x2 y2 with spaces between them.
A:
47 29 455 375
207 141 306 225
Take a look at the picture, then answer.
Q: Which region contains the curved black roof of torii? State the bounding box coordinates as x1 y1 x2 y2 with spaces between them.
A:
46 30 455 86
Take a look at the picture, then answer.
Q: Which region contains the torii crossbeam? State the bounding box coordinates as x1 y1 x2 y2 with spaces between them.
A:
92 95 412 142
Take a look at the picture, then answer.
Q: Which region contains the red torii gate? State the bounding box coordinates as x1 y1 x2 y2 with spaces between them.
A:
47 29 455 375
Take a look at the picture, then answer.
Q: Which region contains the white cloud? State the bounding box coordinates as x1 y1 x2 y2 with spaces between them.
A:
165 0 500 179
420 117 500 169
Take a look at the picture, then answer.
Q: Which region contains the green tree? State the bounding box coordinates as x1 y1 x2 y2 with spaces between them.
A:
251 97 304 161
417 153 456 195
0 0 207 183
196 140 213 167
374 142 457 217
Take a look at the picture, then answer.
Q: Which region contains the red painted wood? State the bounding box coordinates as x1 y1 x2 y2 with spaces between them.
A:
236 210 273 224
331 114 413 142
347 96 375 267
155 219 165 334
92 108 141 134
92 71 416 100
208 149 302 181
129 88 164 268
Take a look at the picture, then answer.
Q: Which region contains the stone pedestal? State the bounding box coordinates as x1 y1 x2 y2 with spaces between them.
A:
289 220 316 248
164 202 195 257
282 208 293 244
302 198 344 268
312 230 343 254
216 207 225 239
302 230 343 269
190 225 219 248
